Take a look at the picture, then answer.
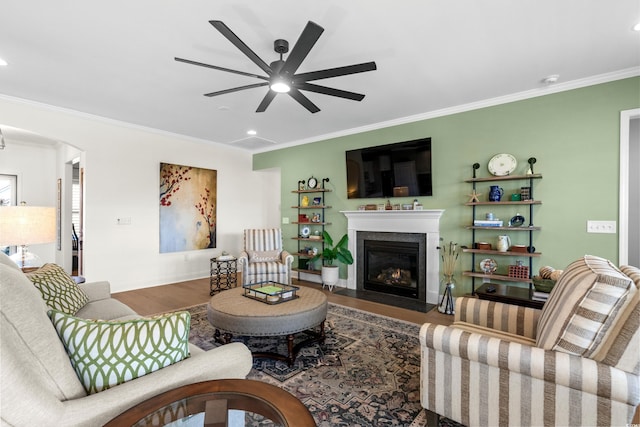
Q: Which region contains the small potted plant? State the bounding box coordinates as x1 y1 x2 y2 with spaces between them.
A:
312 230 353 291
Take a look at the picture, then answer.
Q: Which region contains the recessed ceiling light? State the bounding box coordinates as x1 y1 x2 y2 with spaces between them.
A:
0 58 8 67
541 74 560 85
247 130 257 136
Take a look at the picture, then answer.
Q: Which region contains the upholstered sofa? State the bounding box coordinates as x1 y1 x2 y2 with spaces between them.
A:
0 253 253 427
420 255 640 426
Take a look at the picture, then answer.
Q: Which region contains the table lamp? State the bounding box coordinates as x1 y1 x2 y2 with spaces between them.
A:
0 204 56 270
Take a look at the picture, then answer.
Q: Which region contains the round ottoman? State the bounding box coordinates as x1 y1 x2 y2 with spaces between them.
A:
207 286 328 365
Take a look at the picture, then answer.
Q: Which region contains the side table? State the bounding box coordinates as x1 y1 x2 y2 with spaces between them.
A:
210 257 237 295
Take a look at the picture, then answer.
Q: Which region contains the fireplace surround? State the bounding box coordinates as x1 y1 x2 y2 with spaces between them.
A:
342 210 444 304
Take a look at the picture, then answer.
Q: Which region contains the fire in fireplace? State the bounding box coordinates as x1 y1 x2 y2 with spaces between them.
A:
357 232 426 300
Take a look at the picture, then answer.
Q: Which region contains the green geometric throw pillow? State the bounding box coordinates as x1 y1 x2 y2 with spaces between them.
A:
26 263 89 315
48 309 191 394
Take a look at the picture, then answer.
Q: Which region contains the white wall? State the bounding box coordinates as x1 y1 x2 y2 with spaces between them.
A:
0 96 280 292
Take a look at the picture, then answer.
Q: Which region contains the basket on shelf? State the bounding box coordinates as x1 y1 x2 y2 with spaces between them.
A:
532 276 557 293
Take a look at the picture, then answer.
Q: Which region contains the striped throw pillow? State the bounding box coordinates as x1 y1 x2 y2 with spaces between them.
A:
536 255 634 357
48 310 191 394
589 265 640 373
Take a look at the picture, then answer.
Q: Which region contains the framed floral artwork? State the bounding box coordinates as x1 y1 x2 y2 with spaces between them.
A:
159 163 217 253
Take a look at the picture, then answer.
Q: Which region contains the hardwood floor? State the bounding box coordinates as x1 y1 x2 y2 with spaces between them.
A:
112 276 453 326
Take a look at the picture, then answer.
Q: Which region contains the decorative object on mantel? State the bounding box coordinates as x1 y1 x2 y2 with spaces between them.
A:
437 239 461 315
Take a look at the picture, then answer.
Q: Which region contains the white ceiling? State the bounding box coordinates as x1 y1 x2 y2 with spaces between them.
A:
1 0 638 152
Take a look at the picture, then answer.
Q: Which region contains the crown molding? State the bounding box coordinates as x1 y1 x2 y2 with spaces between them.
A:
256 67 640 153
0 94 248 153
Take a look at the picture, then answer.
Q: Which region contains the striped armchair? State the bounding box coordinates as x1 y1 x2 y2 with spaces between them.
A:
420 255 640 426
238 229 293 286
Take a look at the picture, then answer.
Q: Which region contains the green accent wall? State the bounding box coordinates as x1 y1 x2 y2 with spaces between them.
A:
254 77 640 295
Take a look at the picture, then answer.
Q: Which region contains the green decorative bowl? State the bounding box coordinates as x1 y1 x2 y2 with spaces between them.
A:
533 276 556 293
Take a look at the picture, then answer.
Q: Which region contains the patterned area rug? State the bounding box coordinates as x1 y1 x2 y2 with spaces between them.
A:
188 302 462 427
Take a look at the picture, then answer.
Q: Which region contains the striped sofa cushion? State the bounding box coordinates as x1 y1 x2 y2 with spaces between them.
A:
536 255 635 358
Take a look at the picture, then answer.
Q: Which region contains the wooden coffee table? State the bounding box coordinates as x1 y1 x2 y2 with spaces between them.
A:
207 286 328 366
104 379 315 427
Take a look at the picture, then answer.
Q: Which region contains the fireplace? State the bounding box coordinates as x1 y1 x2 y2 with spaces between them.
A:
358 232 425 300
342 210 444 305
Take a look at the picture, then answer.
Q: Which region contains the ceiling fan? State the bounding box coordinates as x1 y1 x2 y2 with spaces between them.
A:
175 20 377 113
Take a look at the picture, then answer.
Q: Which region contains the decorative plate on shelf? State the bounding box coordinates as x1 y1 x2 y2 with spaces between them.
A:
488 153 517 176
508 213 525 227
300 226 311 238
480 258 498 274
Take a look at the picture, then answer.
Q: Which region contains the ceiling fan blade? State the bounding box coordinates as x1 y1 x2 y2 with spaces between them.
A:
294 61 377 82
288 88 320 113
256 90 277 112
295 82 365 101
204 82 269 97
209 20 272 75
175 57 268 80
279 21 324 77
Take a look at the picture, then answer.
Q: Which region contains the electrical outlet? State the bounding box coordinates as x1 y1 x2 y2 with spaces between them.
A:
586 220 616 234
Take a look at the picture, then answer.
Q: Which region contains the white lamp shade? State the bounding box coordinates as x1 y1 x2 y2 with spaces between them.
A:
0 206 56 246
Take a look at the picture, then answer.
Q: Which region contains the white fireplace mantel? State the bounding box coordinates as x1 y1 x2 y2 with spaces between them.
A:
341 210 445 304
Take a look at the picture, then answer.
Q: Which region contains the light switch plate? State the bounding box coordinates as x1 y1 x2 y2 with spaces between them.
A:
586 220 616 233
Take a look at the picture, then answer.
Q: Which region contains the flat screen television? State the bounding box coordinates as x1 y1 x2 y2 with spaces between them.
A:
345 137 432 199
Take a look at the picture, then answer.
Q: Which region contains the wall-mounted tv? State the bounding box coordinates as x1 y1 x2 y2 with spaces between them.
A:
345 137 432 199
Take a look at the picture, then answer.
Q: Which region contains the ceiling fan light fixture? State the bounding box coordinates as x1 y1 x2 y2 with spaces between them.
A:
270 79 291 93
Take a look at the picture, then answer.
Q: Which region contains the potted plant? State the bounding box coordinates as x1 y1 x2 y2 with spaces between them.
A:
312 230 353 291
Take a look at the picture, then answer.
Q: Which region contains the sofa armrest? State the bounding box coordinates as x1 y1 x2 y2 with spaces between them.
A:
454 297 541 339
61 342 253 427
419 323 639 405
280 250 293 266
238 251 249 265
78 281 112 302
